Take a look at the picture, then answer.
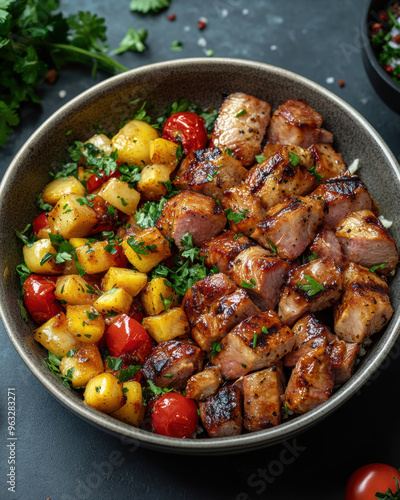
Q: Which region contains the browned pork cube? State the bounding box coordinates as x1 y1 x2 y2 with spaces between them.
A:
335 210 398 275
262 142 283 159
174 147 248 199
211 92 271 166
308 143 347 181
156 190 227 248
142 340 203 390
334 262 393 343
285 345 334 414
326 336 359 385
252 196 325 261
186 365 223 400
307 224 346 266
228 246 291 311
267 100 333 148
278 257 343 326
199 231 256 274
199 385 243 437
212 311 295 380
242 363 286 432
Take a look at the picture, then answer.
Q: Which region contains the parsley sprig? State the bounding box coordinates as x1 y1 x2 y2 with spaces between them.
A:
295 274 325 297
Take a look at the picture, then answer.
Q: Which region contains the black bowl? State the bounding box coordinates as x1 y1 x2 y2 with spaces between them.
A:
362 0 400 113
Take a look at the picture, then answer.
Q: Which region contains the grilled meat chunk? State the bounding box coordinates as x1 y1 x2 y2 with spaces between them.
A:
244 145 317 210
156 190 227 248
142 340 203 390
262 142 283 159
307 224 346 266
186 365 223 400
285 345 334 414
333 262 393 343
310 175 375 227
200 231 256 274
278 257 343 326
212 311 295 379
174 147 248 199
228 246 291 311
335 210 398 275
308 143 347 181
243 363 286 432
199 385 243 437
267 100 333 148
326 335 359 385
211 92 271 166
252 196 325 261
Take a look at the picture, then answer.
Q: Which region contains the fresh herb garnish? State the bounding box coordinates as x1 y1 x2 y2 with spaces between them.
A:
251 333 258 348
295 274 325 297
370 262 388 273
43 351 74 390
181 232 200 263
15 224 37 247
266 238 277 254
210 342 221 359
130 0 171 14
261 326 269 335
235 109 247 118
224 208 249 224
308 165 323 183
135 198 166 229
241 279 256 289
170 40 184 52
112 28 147 55
289 152 300 166
118 365 142 383
225 148 233 156
255 155 266 163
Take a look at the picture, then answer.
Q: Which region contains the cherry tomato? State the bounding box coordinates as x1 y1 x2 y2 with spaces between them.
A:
162 111 208 154
23 274 63 323
345 463 400 500
151 393 199 438
87 169 121 194
105 314 152 358
32 212 50 236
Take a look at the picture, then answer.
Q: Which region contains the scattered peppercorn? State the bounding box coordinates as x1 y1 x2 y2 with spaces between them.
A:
338 79 345 87
168 14 176 21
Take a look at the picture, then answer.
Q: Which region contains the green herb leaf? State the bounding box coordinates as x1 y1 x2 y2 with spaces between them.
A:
235 109 247 118
251 333 258 348
289 152 300 166
106 356 123 371
118 365 142 383
266 238 277 254
255 155 266 163
241 278 256 289
261 326 269 335
210 342 221 359
224 208 249 224
129 0 170 14
112 27 147 55
308 165 323 183
369 262 388 273
181 232 200 262
170 40 183 52
295 274 325 297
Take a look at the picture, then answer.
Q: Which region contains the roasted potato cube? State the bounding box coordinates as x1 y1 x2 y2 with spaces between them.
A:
82 134 113 157
78 166 93 183
94 287 133 315
42 176 86 205
75 240 125 274
110 381 144 427
149 138 179 167
142 307 190 343
63 258 79 276
84 372 125 413
141 277 179 316
122 227 171 273
59 345 104 387
69 238 89 248
34 312 82 357
66 305 105 343
36 227 51 240
98 178 140 216
111 119 159 166
23 239 62 275
102 267 147 297
48 194 98 239
137 164 172 200
54 275 99 305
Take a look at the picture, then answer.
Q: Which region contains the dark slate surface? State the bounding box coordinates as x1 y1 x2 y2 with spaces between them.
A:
1 1 400 499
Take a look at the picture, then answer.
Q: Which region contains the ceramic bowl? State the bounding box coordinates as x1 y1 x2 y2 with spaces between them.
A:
1 58 400 455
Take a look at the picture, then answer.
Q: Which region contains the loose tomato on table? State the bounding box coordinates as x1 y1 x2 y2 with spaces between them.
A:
105 314 153 359
162 111 208 154
23 274 63 323
151 393 199 438
345 463 400 500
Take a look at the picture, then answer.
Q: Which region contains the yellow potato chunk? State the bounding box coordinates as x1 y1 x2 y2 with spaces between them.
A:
59 345 104 387
69 238 89 248
142 307 190 343
102 267 147 297
149 138 179 167
54 275 99 305
48 194 98 239
63 258 79 276
111 381 144 427
111 119 159 166
36 227 51 240
84 372 125 413
82 134 113 156
98 178 140 216
94 287 133 315
23 239 62 275
137 164 171 200
141 277 179 316
34 312 82 357
122 227 171 273
75 240 123 275
78 166 93 183
66 305 105 343
42 176 86 205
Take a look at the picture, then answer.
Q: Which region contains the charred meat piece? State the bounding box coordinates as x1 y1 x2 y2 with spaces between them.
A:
333 262 393 343
326 335 359 385
285 345 334 414
156 190 227 248
222 184 267 237
310 175 375 227
212 311 295 379
242 363 286 432
174 147 248 199
199 384 243 437
262 142 283 159
335 210 398 275
307 224 346 267
200 231 256 274
228 246 291 311
211 92 271 166
278 257 343 326
142 340 203 390
308 143 347 181
267 100 333 148
252 196 325 261
245 145 317 210
186 365 223 400
191 288 260 353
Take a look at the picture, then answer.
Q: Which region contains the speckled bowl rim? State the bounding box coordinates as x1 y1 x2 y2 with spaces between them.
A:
1 58 400 455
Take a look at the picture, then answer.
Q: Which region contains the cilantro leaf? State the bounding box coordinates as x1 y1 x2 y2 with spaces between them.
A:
210 342 221 359
308 165 323 183
130 0 171 14
181 232 200 263
289 152 300 166
112 28 147 55
224 208 249 224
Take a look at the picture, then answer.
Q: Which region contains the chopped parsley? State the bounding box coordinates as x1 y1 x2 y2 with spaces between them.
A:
251 333 258 348
224 208 249 224
261 326 269 335
255 155 266 163
308 165 323 183
170 40 183 52
135 198 166 229
289 152 300 166
241 278 256 289
266 238 277 254
295 274 325 297
210 342 221 359
225 148 233 156
181 232 200 262
369 262 388 273
235 109 247 118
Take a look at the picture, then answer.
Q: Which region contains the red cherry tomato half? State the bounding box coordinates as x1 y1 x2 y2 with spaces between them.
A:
105 314 152 357
33 212 50 236
345 463 400 500
87 169 121 194
151 393 199 438
162 111 208 154
23 274 63 323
